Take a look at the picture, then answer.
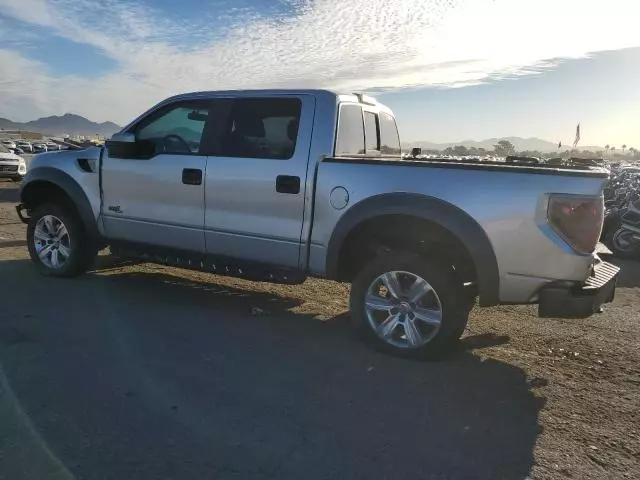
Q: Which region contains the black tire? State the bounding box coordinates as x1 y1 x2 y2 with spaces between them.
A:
11 176 22 183
27 203 96 277
350 252 469 359
605 225 640 259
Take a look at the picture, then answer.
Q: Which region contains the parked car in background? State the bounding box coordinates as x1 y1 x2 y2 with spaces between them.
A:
32 143 48 153
0 143 27 182
1 139 17 149
17 141 33 153
9 147 26 155
17 89 618 358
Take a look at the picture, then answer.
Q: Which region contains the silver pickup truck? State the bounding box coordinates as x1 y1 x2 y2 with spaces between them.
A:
16 89 619 358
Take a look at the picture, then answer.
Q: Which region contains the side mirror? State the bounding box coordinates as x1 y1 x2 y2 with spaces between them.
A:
106 132 154 159
106 132 137 159
110 132 135 143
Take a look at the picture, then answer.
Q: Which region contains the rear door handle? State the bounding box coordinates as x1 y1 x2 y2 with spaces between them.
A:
182 168 202 185
276 175 300 194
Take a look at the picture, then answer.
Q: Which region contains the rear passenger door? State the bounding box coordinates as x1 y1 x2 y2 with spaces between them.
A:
204 95 315 270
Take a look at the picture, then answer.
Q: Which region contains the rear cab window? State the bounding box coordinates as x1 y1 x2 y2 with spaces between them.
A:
335 102 401 158
335 104 365 156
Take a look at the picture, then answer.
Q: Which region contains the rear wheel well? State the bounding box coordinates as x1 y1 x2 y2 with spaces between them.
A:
335 215 478 288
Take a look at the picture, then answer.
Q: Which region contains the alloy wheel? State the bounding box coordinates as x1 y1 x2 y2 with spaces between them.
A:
364 270 443 349
33 215 72 269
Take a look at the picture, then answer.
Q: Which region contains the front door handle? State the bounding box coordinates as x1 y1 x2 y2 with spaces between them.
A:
182 168 202 185
276 175 300 194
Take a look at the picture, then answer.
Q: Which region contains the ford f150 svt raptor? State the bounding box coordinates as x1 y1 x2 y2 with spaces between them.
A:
16 90 618 358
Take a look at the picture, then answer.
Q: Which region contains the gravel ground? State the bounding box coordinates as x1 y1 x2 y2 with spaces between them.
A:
0 179 638 480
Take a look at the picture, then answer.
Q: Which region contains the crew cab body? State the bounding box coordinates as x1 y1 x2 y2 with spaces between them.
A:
17 89 618 357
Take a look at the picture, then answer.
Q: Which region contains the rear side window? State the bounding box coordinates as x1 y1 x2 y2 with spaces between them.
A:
219 98 301 160
335 105 365 156
364 112 379 152
379 112 401 155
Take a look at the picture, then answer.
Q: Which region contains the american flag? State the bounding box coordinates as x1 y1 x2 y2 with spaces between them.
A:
573 123 581 148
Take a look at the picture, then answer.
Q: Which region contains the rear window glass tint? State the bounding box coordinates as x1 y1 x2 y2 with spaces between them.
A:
364 112 379 152
335 105 365 156
379 112 401 155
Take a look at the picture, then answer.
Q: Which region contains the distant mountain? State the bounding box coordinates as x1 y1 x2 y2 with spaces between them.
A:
407 137 602 153
0 114 121 137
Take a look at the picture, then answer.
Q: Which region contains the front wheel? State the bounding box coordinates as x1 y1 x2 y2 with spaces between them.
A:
27 203 96 277
350 252 469 359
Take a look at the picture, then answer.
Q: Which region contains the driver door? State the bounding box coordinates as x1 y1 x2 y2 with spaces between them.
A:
101 100 212 252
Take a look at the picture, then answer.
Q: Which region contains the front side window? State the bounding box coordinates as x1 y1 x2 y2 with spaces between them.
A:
379 112 401 156
136 102 211 156
335 104 365 156
219 98 301 159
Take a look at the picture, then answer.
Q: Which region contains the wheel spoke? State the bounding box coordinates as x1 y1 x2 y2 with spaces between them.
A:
43 216 56 235
58 243 71 258
381 272 403 299
404 317 424 346
55 223 68 239
365 294 395 312
34 225 49 241
377 313 401 338
413 307 442 327
37 244 53 262
50 248 60 267
406 277 431 303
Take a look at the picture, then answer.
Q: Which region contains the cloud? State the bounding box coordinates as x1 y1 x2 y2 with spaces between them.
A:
1 0 639 123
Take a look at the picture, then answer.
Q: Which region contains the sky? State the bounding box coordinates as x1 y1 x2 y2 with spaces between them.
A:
0 0 639 147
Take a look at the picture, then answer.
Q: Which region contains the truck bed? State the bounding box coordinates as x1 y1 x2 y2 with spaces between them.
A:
323 157 610 178
310 156 608 304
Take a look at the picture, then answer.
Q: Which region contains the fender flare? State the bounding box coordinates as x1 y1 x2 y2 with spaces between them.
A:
325 193 500 306
20 166 100 239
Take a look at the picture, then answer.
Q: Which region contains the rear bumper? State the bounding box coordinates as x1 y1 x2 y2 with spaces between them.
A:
538 260 619 318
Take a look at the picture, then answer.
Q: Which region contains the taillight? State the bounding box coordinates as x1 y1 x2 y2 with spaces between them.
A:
547 194 604 254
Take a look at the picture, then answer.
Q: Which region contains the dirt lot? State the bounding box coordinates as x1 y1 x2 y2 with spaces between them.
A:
0 180 638 479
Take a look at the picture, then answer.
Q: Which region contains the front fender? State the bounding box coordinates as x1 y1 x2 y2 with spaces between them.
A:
20 166 101 239
325 193 500 306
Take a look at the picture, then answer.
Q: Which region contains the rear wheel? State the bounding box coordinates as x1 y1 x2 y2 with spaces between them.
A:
27 203 96 277
350 252 469 359
606 225 640 259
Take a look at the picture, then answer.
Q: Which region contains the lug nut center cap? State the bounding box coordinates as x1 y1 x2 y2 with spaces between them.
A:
399 302 412 314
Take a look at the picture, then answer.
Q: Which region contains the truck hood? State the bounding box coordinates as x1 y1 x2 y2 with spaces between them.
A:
28 146 102 170
0 152 22 162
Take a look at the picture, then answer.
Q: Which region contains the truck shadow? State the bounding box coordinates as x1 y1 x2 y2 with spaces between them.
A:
612 258 640 288
0 182 20 204
0 258 543 480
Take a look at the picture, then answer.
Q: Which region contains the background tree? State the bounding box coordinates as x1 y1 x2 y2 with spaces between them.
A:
493 139 516 156
622 144 627 155
452 145 468 156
